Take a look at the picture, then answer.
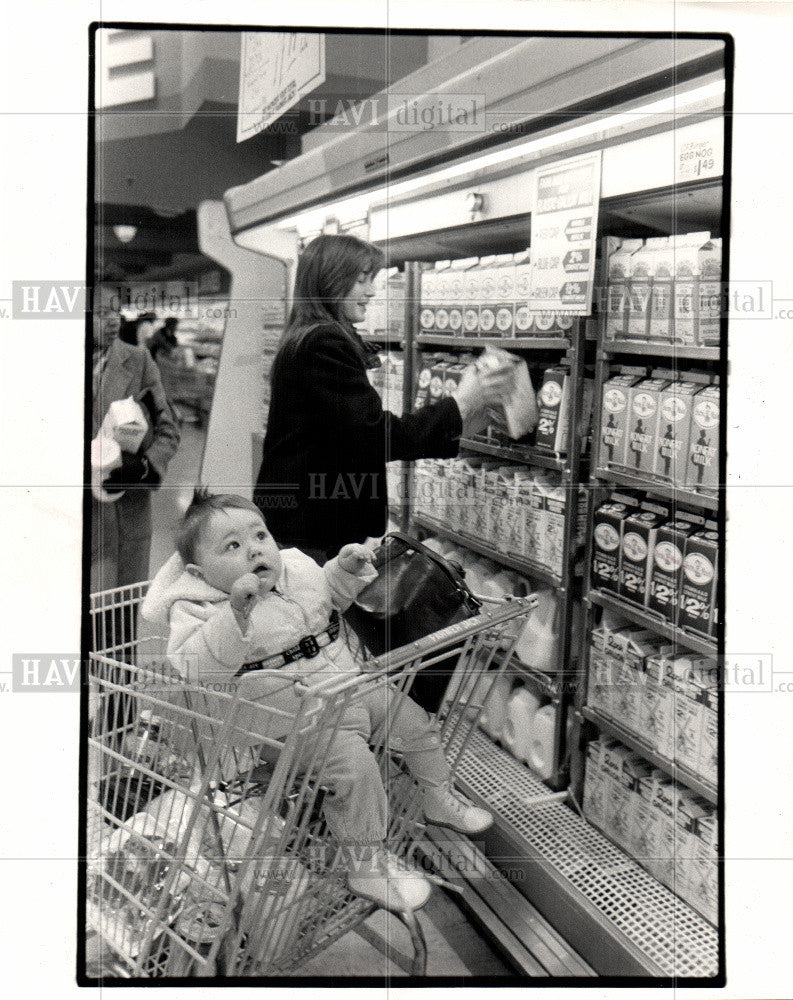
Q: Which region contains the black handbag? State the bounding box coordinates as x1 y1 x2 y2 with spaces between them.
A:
344 532 482 712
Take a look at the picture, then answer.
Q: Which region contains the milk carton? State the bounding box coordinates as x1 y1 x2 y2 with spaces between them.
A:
513 250 534 337
526 473 550 567
583 737 614 830
619 504 668 607
648 239 675 341
489 466 516 553
591 496 636 594
670 655 708 773
650 778 681 889
673 232 711 345
413 352 436 410
535 367 568 452
442 360 467 400
625 377 673 476
610 629 657 733
447 259 474 337
463 259 483 337
647 518 698 623
588 647 616 719
599 742 628 845
679 523 719 636
514 470 537 561
543 479 566 579
419 266 439 331
599 372 644 468
627 237 668 339
606 240 644 340
456 457 483 536
695 665 718 784
429 359 450 406
641 645 677 758
686 384 720 491
653 379 702 484
674 791 710 906
433 262 453 334
493 254 516 337
478 256 499 336
688 810 719 924
371 267 406 339
697 238 722 346
606 746 651 849
505 468 532 555
632 769 667 877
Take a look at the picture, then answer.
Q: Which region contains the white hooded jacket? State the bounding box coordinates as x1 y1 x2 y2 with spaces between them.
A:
141 548 378 743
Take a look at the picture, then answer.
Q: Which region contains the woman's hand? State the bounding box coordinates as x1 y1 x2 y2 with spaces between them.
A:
338 543 376 576
452 359 516 421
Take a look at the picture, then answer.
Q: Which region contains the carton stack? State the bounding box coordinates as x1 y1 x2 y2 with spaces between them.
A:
585 624 719 783
581 736 719 925
598 368 720 496
604 233 722 347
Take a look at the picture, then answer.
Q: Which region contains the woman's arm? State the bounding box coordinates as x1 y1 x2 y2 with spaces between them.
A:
301 328 463 461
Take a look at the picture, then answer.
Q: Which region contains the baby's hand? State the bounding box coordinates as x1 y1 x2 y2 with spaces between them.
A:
338 543 376 576
230 573 261 620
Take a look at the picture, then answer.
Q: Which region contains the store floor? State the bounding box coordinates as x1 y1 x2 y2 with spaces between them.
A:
146 423 513 977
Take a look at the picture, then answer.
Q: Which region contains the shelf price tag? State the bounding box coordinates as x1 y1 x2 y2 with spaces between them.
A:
529 150 602 316
675 120 723 183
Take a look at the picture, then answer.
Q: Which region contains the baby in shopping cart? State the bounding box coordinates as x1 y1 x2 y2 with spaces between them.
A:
141 489 492 912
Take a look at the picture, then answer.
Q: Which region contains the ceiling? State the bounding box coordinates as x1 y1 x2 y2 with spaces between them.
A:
95 28 454 283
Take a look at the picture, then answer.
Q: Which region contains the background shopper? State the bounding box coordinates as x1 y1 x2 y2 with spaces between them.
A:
91 284 180 590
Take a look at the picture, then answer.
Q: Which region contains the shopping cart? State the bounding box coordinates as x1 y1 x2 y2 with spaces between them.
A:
85 581 537 979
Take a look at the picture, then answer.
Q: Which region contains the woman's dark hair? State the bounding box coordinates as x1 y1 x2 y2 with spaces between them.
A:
284 234 385 342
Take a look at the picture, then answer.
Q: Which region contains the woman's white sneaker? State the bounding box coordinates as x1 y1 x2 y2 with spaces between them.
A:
422 781 493 835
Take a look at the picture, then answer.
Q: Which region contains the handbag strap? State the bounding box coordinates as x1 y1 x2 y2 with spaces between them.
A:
377 531 482 614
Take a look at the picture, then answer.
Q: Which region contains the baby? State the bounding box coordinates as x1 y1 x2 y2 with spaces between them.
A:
142 490 492 912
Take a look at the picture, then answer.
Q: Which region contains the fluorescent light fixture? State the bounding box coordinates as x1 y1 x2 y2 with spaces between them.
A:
276 79 725 236
113 224 138 244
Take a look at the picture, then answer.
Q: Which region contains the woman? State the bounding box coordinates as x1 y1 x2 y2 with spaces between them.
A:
255 234 513 564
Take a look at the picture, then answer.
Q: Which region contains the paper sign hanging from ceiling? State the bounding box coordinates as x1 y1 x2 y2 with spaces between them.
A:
529 150 603 316
237 32 325 143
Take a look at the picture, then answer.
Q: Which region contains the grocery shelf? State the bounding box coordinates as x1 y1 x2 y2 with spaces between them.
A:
413 513 562 589
445 721 719 978
461 437 567 473
587 590 717 656
580 707 717 804
487 646 563 699
600 340 720 361
592 468 719 512
359 332 403 345
417 334 570 351
420 827 594 976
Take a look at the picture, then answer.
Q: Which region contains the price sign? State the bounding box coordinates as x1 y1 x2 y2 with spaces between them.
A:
238 32 325 142
529 151 602 315
675 121 723 183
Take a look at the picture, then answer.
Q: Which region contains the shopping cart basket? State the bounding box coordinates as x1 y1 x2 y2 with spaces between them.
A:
85 580 537 979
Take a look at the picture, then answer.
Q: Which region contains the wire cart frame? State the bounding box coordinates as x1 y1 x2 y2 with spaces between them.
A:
85 580 536 979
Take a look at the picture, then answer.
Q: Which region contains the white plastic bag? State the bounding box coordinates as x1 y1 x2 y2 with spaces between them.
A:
101 396 149 453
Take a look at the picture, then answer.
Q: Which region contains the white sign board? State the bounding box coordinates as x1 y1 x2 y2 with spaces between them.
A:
529 150 603 315
237 32 325 143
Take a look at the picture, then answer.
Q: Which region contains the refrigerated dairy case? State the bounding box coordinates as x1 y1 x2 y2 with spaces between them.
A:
199 33 726 979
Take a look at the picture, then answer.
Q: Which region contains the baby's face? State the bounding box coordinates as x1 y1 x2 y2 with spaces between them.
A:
193 507 283 595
